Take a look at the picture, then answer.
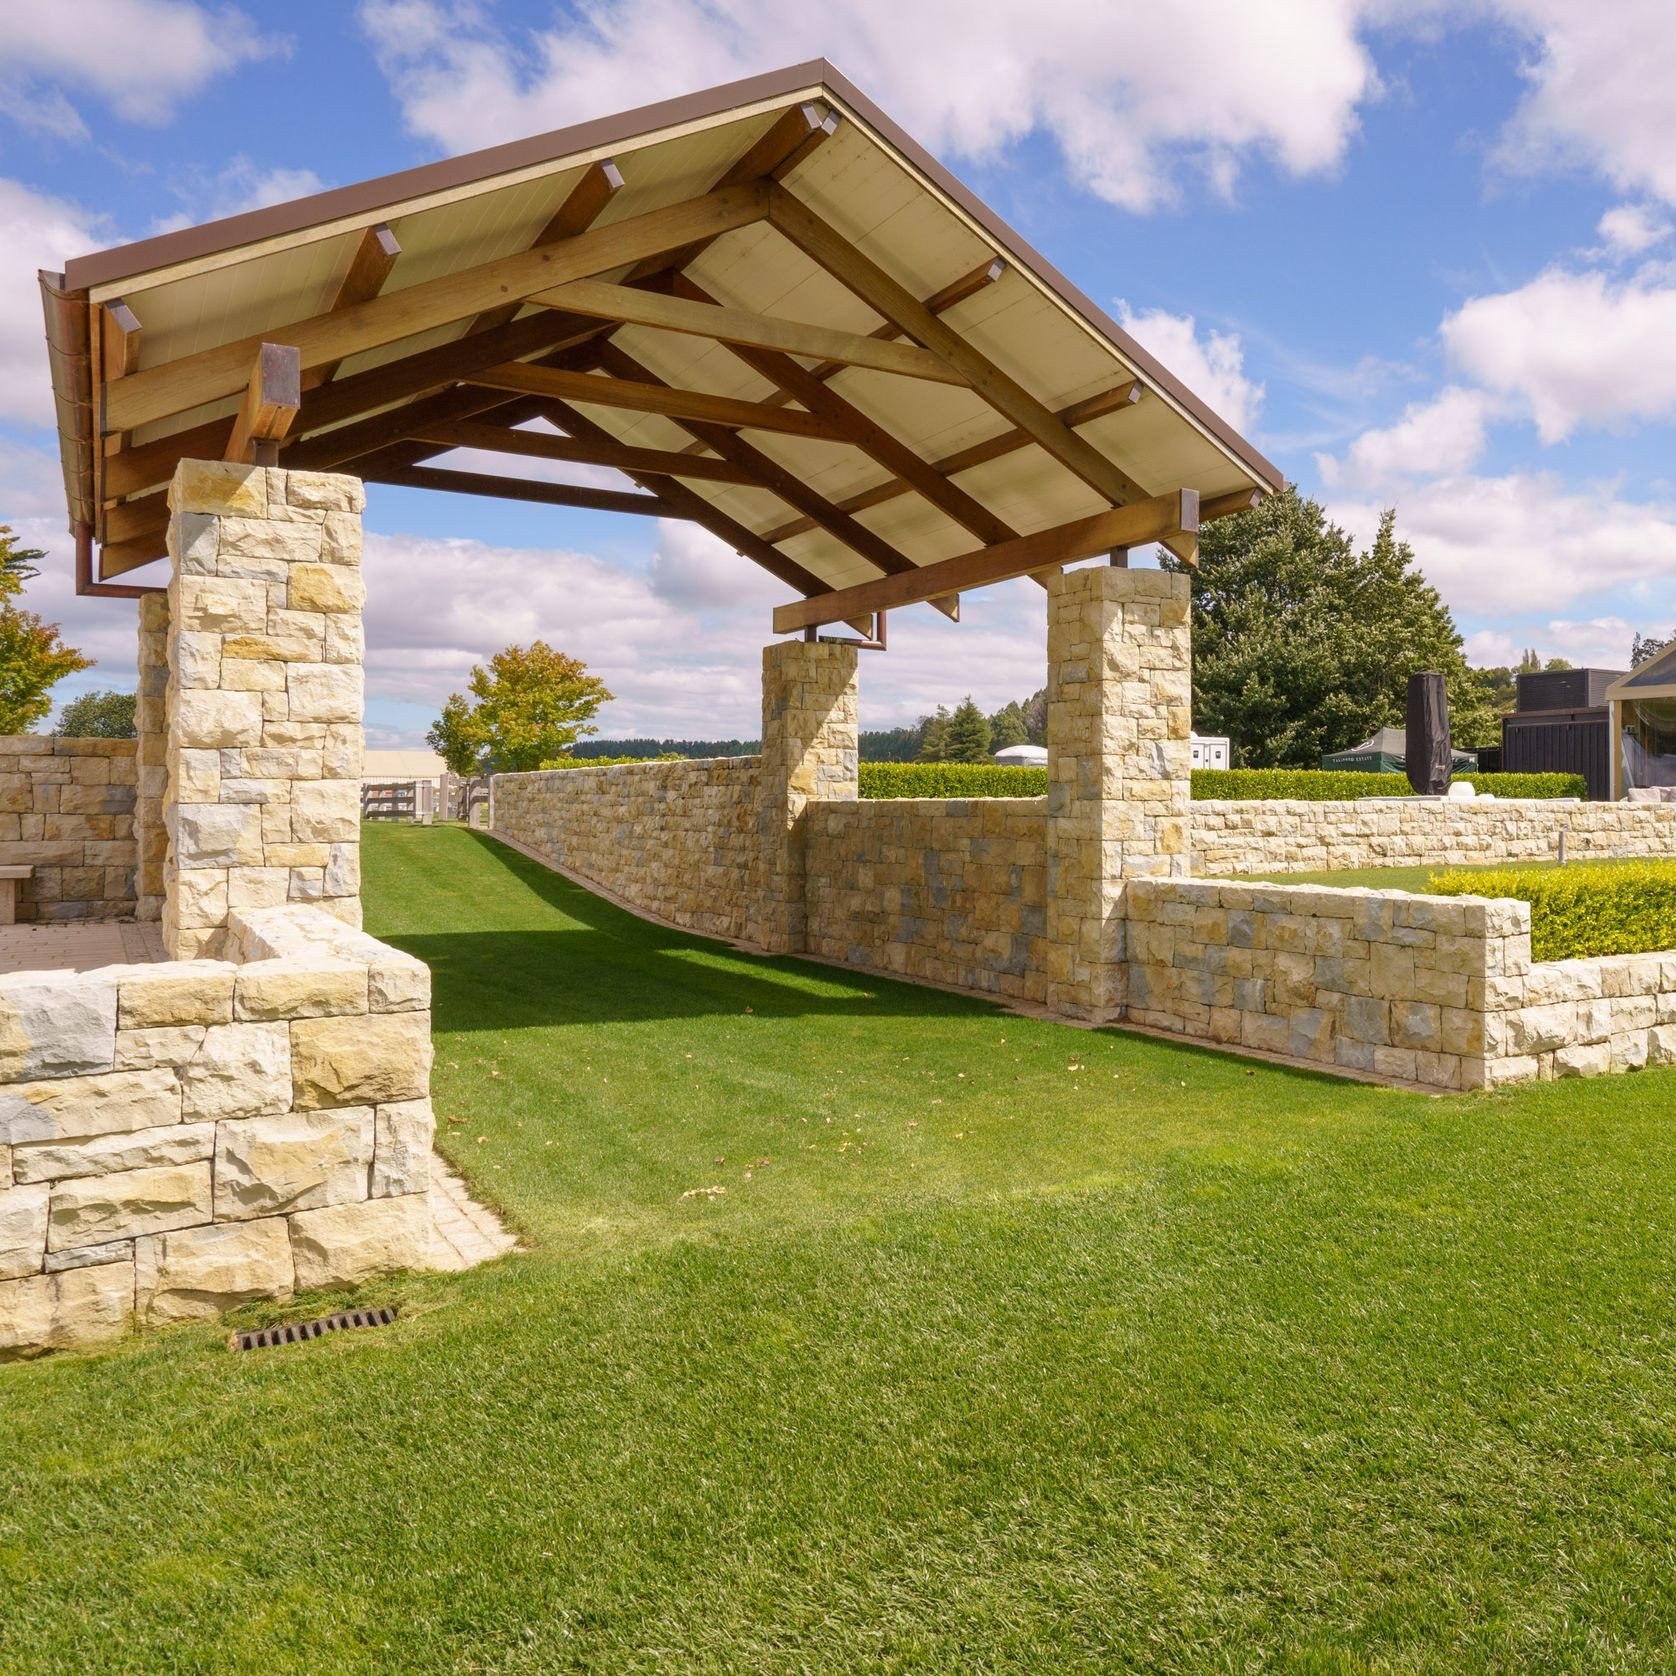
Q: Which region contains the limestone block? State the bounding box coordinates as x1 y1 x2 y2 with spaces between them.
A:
287 663 363 724
0 1261 133 1360
227 866 291 910
289 1192 429 1291
173 459 267 518
1506 1001 1577 1055
174 574 267 634
291 778 361 842
323 614 365 664
175 689 264 749
13 1121 214 1185
118 963 234 1029
171 868 228 929
170 510 219 574
213 1107 373 1219
45 1239 134 1273
175 803 265 870
172 748 221 802
48 1161 212 1249
1554 1040 1612 1078
135 1217 294 1325
180 1022 291 1121
0 1066 180 1145
0 972 117 1079
291 1010 431 1109
235 959 367 1021
321 510 362 565
289 564 365 614
371 1098 434 1198
215 516 323 568
218 658 288 692
283 470 364 513
322 724 362 780
0 1181 48 1279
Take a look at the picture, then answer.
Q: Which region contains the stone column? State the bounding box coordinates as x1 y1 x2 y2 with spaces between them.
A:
1043 566 1191 1021
753 639 858 954
133 591 169 920
162 460 366 960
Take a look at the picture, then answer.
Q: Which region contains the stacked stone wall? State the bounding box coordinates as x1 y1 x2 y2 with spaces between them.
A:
1194 797 1676 876
493 756 764 943
0 904 434 1359
804 798 1049 1000
0 737 136 921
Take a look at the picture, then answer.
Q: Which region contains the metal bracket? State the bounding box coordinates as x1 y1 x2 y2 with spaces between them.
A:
816 611 888 651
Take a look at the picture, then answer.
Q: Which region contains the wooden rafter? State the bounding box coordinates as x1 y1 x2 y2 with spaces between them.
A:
105 180 772 434
772 491 1200 633
759 378 1143 545
98 299 143 458
407 419 761 485
532 278 966 384
225 343 301 465
307 223 402 387
365 463 676 517
764 183 1153 513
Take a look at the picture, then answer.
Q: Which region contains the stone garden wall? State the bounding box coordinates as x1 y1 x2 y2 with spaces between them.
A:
0 737 137 921
803 798 1050 1002
0 903 434 1359
1194 797 1676 876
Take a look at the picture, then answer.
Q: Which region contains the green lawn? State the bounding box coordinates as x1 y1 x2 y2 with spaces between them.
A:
6 825 1676 1672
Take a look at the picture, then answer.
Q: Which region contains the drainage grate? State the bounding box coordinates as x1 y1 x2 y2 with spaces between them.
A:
232 1306 398 1351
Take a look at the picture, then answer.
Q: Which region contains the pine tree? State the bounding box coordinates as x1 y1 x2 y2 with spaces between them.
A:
945 696 992 762
988 701 1028 747
916 706 952 761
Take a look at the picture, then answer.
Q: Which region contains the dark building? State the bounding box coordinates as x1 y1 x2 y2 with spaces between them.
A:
1501 668 1624 799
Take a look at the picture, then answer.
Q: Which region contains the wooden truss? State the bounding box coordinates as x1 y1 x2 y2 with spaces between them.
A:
89 100 1265 611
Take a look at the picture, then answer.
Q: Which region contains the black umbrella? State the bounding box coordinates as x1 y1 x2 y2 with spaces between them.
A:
1405 671 1452 796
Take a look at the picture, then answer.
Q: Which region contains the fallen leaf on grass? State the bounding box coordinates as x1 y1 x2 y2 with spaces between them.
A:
679 1185 727 1200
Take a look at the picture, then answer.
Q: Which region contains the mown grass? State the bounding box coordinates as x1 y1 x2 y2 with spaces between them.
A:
4 825 1676 1672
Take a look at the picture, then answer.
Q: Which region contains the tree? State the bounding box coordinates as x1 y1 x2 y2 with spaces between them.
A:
945 696 992 762
916 706 952 761
427 641 614 774
1633 631 1670 668
55 689 135 738
1022 687 1048 745
0 529 90 734
988 700 1028 748
1163 488 1495 766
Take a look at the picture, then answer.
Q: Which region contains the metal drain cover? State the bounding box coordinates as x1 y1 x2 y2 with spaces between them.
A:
232 1305 398 1351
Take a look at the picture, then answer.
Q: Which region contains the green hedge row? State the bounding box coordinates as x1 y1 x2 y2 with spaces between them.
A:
1190 768 1587 801
1428 860 1676 962
858 763 1588 801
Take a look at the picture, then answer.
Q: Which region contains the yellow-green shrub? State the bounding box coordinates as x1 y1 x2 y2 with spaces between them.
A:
1427 860 1676 961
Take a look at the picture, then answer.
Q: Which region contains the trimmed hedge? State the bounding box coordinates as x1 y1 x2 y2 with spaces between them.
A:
1428 860 1676 962
859 762 1046 798
1189 768 1587 802
858 763 1590 801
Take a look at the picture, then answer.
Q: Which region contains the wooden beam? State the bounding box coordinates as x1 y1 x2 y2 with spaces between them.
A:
533 279 965 385
669 274 1015 547
772 491 1201 633
225 343 301 465
105 180 771 434
308 224 402 387
468 159 625 337
103 491 167 546
765 183 1153 509
463 362 845 441
536 394 833 598
365 464 677 517
99 530 170 578
407 419 761 486
98 299 143 459
760 379 1143 544
1202 487 1263 520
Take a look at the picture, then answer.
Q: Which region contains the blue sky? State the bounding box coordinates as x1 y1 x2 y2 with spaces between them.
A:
3 0 1675 746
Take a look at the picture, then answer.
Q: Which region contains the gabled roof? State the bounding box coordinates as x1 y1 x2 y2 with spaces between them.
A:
1606 644 1676 702
39 60 1282 604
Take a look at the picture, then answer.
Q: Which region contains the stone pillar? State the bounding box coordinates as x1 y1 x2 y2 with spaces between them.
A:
753 639 858 953
133 591 169 920
1043 566 1191 1021
162 460 366 960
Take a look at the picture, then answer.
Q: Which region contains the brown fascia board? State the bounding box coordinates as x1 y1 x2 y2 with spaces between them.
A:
55 57 1281 508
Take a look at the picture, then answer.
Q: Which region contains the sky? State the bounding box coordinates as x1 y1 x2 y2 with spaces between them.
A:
4 0 1676 748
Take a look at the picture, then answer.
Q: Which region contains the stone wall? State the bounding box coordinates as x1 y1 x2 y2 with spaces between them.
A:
804 798 1049 1001
1193 797 1676 876
492 755 765 943
0 903 434 1359
0 737 136 921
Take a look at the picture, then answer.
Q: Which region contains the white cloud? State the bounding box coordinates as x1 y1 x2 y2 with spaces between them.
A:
1442 267 1676 443
1114 303 1264 433
0 2 280 133
1595 204 1672 260
148 158 328 235
359 0 1379 214
1332 472 1676 616
1317 386 1498 488
0 179 111 428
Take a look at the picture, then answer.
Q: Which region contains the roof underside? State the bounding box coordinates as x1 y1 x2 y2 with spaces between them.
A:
41 60 1283 610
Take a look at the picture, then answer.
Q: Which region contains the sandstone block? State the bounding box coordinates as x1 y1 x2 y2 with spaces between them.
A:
216 515 322 567
118 963 234 1029
173 459 267 518
49 1161 212 1249
13 1120 213 1185
227 866 291 910
291 1010 431 1108
114 1024 208 1072
175 689 264 749
289 1192 429 1291
369 955 429 1012
175 803 265 869
289 564 365 614
180 1022 291 1121
291 778 361 842
218 658 288 692
0 1181 48 1279
284 470 364 513
135 1217 293 1325
174 574 267 634
0 1066 180 1145
170 868 228 929
44 1238 133 1273
214 1107 373 1220
372 1098 433 1198
0 1261 133 1360
287 663 363 724
321 510 362 564
170 510 219 573
0 972 117 1079
235 959 367 1021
